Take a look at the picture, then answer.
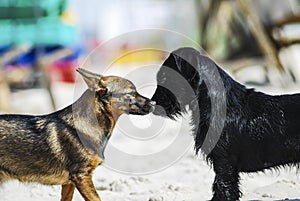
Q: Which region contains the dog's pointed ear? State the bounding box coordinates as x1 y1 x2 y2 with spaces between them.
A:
76 68 105 91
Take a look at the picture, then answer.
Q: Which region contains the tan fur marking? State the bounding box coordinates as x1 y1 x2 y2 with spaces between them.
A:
61 183 75 201
88 154 103 172
72 175 101 201
47 124 64 161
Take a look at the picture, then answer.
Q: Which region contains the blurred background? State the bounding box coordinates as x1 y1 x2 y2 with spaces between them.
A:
0 0 300 113
1 0 300 114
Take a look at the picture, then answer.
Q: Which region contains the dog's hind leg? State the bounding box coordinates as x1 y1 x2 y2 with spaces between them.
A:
61 183 75 201
211 160 241 201
71 174 101 201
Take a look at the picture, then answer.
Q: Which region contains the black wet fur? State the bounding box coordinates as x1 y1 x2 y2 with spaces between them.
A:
151 47 300 200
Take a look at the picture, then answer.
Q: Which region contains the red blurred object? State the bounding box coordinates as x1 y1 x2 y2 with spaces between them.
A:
48 60 77 83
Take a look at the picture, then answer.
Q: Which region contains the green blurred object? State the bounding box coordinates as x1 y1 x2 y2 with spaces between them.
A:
0 17 77 46
0 0 78 46
0 0 67 19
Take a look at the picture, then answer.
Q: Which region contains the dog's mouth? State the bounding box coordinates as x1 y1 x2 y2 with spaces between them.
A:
151 85 182 118
152 103 181 119
128 101 156 115
151 92 181 118
152 104 168 116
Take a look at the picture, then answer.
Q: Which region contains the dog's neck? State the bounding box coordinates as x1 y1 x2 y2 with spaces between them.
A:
57 90 115 158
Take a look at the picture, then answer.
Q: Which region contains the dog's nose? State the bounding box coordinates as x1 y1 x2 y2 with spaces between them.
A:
149 101 156 113
149 101 156 106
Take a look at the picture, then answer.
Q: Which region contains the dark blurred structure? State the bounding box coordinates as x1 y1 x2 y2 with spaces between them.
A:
0 0 81 111
198 0 300 84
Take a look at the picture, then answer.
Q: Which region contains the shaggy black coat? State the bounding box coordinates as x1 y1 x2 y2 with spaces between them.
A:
151 47 300 200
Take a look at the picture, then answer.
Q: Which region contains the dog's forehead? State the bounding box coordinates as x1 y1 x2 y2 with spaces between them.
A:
102 76 136 93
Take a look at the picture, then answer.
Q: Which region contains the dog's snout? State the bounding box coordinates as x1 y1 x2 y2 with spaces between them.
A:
135 95 152 106
128 94 155 115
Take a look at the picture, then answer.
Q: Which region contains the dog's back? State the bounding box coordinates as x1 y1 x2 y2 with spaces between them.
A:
230 92 300 172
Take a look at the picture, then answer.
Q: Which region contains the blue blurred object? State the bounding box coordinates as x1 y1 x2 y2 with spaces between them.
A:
2 45 83 67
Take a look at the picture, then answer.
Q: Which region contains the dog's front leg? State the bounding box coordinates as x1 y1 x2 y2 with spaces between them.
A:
71 174 101 201
61 183 75 201
211 161 241 201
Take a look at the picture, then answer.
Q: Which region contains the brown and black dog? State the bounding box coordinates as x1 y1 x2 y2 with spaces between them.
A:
0 68 155 201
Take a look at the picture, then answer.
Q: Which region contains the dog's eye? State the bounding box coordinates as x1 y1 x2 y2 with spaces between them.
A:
124 95 131 100
123 94 136 104
126 95 135 102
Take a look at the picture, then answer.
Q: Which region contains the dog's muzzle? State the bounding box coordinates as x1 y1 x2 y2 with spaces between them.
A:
129 99 156 115
138 99 156 114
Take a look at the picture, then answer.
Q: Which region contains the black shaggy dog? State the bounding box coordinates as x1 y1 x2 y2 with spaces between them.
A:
151 47 300 200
